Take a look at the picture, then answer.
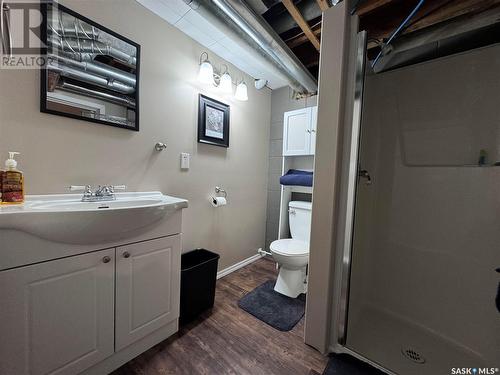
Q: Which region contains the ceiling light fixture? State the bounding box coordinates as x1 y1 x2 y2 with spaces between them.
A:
254 78 267 90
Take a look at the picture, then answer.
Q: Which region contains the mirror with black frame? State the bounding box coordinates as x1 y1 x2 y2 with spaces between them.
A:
40 1 140 131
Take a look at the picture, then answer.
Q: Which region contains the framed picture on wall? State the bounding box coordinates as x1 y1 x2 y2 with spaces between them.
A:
198 94 230 148
40 1 141 131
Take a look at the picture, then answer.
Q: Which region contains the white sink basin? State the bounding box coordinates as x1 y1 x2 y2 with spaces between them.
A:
0 192 188 244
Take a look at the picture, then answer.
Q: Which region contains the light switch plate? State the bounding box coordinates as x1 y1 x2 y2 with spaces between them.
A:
180 153 190 170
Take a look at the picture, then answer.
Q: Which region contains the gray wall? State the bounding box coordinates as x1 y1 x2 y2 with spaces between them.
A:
265 87 317 250
0 0 271 271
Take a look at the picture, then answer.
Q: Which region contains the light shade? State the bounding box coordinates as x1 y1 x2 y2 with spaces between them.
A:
198 61 215 85
219 72 233 93
234 82 248 101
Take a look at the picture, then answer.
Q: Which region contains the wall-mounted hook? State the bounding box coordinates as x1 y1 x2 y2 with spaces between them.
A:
155 142 167 151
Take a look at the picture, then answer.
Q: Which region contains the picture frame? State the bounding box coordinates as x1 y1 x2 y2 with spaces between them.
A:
198 94 230 148
40 1 141 131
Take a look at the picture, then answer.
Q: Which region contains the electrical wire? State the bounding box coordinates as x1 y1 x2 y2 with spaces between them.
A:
371 0 425 69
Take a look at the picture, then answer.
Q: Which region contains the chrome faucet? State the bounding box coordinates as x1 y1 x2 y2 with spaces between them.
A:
69 185 127 202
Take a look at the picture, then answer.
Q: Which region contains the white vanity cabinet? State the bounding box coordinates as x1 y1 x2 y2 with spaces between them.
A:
115 235 181 351
283 106 317 156
0 248 116 375
0 235 182 375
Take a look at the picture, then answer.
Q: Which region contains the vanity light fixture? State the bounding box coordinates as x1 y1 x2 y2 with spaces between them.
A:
198 52 215 85
235 80 248 101
219 65 233 93
197 52 250 101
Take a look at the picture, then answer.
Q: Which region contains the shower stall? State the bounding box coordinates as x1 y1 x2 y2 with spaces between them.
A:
329 12 500 375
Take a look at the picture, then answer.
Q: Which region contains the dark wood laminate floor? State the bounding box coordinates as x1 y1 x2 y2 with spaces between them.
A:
113 257 328 375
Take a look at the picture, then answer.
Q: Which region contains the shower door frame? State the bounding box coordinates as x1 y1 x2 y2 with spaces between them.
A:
336 29 367 346
327 28 397 375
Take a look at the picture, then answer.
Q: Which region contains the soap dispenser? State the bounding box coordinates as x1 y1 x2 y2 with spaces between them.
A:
1 152 24 204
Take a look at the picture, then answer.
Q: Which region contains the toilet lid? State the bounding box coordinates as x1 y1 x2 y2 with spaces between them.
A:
270 239 309 256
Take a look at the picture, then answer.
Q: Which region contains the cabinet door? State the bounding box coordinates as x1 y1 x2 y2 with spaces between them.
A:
309 106 318 155
115 235 181 351
283 107 313 156
0 249 115 375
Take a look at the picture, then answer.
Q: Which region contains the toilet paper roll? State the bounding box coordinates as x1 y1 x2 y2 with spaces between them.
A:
210 196 227 207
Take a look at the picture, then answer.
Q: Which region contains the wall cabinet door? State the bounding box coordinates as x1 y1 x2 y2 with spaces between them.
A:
115 235 181 351
283 107 313 156
283 107 317 156
0 249 115 375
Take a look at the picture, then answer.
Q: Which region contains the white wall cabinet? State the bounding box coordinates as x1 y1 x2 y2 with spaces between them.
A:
115 235 181 351
0 236 181 375
0 249 115 375
283 106 317 156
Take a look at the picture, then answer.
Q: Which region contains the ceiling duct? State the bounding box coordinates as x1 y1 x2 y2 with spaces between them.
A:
183 0 318 94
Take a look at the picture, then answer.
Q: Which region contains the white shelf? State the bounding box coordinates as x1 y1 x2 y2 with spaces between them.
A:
282 185 313 194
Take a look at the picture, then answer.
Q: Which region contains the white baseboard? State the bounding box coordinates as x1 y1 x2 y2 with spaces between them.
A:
217 252 265 279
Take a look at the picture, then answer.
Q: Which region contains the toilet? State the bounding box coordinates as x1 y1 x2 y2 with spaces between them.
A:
270 200 312 298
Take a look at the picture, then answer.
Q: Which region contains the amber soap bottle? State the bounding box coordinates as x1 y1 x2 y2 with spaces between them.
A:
1 152 24 204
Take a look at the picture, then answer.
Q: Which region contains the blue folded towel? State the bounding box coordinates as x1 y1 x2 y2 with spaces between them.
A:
280 169 313 187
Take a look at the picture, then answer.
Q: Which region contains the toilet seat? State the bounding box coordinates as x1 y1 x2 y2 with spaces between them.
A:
270 239 309 256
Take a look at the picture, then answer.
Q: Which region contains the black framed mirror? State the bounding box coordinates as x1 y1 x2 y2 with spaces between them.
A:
40 1 140 131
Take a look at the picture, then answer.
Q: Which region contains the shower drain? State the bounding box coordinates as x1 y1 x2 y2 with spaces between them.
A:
401 348 426 364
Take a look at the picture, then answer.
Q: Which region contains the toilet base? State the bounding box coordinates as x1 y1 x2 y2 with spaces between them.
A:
274 266 307 298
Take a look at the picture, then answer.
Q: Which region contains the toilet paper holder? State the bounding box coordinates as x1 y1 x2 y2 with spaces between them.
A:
215 186 227 198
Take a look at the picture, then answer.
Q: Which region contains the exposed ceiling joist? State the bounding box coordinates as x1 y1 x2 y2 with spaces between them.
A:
404 0 500 34
281 0 321 51
285 23 322 48
359 0 500 43
356 0 395 16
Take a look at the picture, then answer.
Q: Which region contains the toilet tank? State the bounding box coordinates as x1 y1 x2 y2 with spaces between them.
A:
288 201 312 242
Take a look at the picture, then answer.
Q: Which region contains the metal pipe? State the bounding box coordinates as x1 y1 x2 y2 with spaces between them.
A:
48 35 137 67
58 81 136 108
183 0 317 94
48 12 100 40
49 54 136 87
48 61 135 94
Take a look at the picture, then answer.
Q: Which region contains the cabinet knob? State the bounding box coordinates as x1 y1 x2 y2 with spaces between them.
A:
123 251 131 258
102 256 111 263
306 129 311 133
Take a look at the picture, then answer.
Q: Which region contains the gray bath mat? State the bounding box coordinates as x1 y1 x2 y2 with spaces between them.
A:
237 280 305 331
322 354 384 375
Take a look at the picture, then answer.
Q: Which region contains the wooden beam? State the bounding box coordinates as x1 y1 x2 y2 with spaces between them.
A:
361 0 500 44
281 0 321 51
404 0 500 33
285 23 322 49
356 0 395 16
316 0 330 12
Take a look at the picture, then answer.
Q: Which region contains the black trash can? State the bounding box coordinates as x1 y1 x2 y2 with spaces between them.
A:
180 249 220 324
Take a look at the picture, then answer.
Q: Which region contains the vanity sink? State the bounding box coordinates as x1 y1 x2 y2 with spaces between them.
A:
29 197 166 211
0 192 188 244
